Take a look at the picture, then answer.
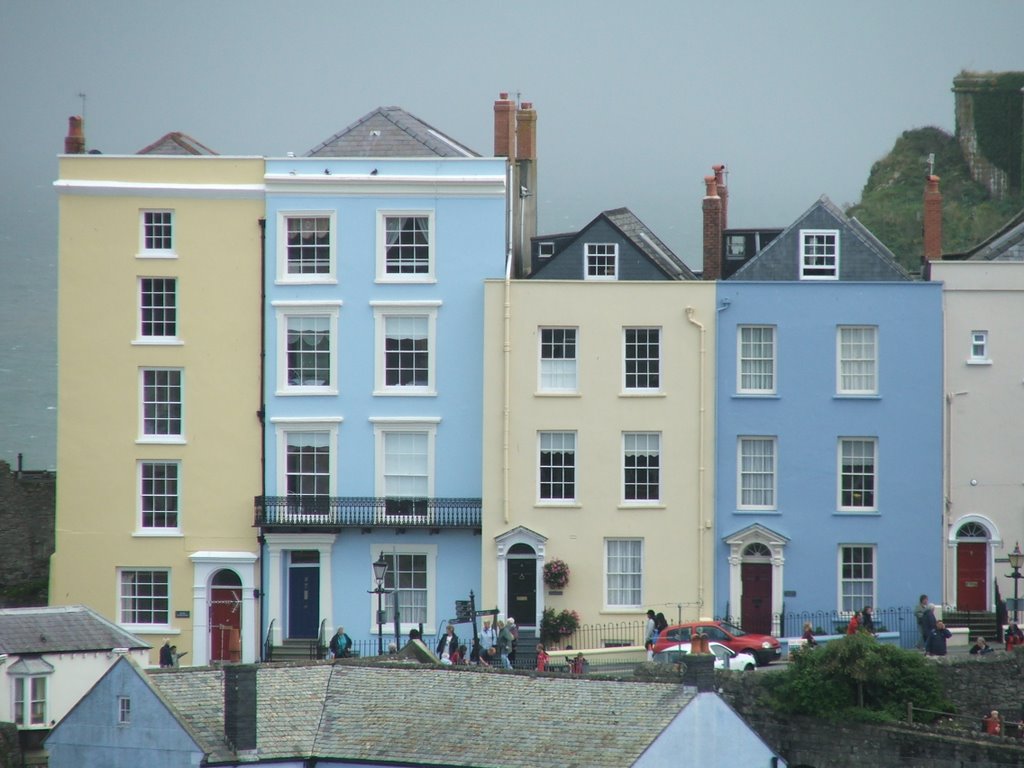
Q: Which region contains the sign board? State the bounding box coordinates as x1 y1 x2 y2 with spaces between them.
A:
455 601 473 623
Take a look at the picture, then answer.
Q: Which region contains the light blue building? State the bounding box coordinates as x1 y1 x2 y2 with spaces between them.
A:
712 196 943 637
255 106 510 654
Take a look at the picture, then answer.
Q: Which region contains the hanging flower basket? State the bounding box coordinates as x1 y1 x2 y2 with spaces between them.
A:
543 559 570 589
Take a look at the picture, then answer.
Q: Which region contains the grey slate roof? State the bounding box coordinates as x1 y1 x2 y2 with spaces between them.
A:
148 660 696 767
728 195 912 281
137 132 218 155
603 208 696 279
307 107 479 158
0 605 149 654
961 208 1024 261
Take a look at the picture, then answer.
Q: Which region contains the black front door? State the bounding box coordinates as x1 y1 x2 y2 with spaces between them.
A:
288 564 320 639
507 558 536 627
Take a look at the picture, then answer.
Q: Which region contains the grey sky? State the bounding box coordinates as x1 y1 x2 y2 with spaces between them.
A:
1 0 1021 469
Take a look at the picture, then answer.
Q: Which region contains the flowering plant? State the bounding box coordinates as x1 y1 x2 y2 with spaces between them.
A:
540 608 581 644
543 559 570 589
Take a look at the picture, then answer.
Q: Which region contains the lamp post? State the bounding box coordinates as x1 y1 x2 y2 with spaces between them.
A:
368 552 391 655
1008 543 1024 625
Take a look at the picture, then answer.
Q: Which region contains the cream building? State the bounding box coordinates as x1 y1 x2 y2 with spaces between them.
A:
52 136 264 666
482 279 717 636
932 258 1024 612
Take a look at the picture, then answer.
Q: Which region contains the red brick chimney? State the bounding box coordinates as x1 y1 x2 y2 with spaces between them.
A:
64 115 85 154
713 164 728 230
923 175 943 263
516 101 536 160
702 175 723 280
493 93 516 160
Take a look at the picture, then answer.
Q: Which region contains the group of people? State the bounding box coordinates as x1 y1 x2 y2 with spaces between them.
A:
915 594 953 656
846 605 876 635
644 610 669 644
435 617 519 669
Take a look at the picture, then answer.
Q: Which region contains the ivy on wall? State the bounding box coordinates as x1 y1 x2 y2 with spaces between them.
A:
968 72 1024 193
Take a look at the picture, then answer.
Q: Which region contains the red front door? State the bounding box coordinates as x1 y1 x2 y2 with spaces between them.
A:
210 586 242 662
741 562 772 634
957 542 987 611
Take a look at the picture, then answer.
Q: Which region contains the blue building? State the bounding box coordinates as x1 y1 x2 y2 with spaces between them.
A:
255 104 515 654
711 194 943 636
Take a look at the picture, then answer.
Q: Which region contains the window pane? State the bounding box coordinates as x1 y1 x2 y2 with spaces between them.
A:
585 243 617 278
287 216 331 274
841 546 874 613
625 328 660 390
382 553 428 624
624 432 659 501
540 432 575 500
540 328 577 391
288 315 331 386
739 326 774 392
143 211 173 251
802 230 837 278
140 278 177 337
385 315 429 387
120 570 169 625
607 539 642 607
385 216 430 274
142 369 182 436
841 439 876 509
839 326 877 393
287 432 330 507
141 461 179 528
740 438 775 507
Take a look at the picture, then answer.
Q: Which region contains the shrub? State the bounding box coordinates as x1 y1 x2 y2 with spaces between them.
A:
540 608 580 645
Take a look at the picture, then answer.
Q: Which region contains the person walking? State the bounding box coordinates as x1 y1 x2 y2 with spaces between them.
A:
915 595 936 648
435 624 459 664
926 620 952 656
496 619 514 669
329 626 353 659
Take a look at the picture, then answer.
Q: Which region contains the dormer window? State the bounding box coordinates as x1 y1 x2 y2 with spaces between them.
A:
538 242 554 259
800 229 839 279
585 243 617 280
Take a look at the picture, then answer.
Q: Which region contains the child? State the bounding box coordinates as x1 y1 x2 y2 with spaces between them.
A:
645 640 654 661
535 643 549 672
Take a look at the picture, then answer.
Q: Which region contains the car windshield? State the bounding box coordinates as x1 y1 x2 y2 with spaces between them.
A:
720 621 748 637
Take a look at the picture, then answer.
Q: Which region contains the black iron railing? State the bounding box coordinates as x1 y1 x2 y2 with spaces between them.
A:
263 618 275 662
254 496 482 529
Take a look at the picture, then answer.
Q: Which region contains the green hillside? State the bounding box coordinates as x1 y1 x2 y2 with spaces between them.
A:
846 127 1023 272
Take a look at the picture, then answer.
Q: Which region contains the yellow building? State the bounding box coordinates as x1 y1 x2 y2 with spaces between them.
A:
482 278 717 640
52 131 264 666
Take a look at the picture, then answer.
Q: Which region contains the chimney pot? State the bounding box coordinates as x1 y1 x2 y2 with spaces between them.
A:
704 175 718 197
64 115 85 154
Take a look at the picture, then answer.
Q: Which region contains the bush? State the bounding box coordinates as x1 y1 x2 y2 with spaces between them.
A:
540 608 580 645
766 632 951 723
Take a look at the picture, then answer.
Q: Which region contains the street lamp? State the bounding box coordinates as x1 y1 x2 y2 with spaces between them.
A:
368 552 391 655
1008 543 1024 625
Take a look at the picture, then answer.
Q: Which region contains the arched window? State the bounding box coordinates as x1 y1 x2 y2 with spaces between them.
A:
743 542 772 558
957 522 989 540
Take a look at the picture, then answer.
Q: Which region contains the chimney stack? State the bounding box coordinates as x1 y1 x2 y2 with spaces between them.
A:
712 164 728 230
702 175 723 281
64 116 85 154
493 93 516 161
923 175 943 263
516 101 537 161
224 665 258 755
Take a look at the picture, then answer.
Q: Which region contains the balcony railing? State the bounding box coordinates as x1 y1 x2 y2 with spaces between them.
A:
254 495 482 529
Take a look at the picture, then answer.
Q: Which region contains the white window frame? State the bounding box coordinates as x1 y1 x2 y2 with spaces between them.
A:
274 420 340 514
118 696 132 725
737 325 776 394
605 538 643 610
538 327 578 393
623 432 660 505
139 210 175 258
623 327 661 393
968 330 990 364
799 229 839 280
376 210 435 283
372 419 439 522
837 326 878 395
137 460 182 535
538 430 577 504
838 437 878 512
838 544 876 614
276 211 336 284
368 543 437 634
12 676 47 727
372 302 440 396
117 568 171 631
139 368 184 443
538 241 555 259
274 302 341 396
137 277 179 343
584 243 618 280
738 437 777 510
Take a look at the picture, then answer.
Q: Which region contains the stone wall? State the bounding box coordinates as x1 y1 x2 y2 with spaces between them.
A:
0 460 54 606
717 653 1024 767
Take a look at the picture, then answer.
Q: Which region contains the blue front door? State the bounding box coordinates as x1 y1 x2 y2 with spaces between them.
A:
288 564 320 639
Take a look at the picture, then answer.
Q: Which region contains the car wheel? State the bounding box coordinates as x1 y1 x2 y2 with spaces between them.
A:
744 663 755 671
751 650 771 666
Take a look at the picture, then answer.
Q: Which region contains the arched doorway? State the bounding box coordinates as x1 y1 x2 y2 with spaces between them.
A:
740 543 772 634
506 543 537 628
956 522 989 611
209 569 242 663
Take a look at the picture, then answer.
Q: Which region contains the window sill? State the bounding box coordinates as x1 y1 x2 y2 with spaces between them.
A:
833 394 881 400
618 391 665 398
374 277 437 285
535 502 581 509
276 388 339 397
119 625 180 635
132 339 184 346
734 508 780 515
599 608 645 616
966 359 992 366
733 393 779 399
136 252 178 260
275 277 338 286
132 530 184 538
535 391 581 398
372 389 437 397
834 510 880 516
618 503 665 510
136 437 186 445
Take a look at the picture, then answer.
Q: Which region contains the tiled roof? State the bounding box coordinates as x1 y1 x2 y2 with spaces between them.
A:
963 207 1024 261
0 605 149 654
148 661 695 767
603 207 696 279
306 107 479 158
136 132 218 155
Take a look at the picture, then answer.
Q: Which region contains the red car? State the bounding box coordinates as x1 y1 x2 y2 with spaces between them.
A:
652 620 781 666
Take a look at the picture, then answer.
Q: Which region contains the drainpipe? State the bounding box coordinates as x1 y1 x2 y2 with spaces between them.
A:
686 307 707 613
257 217 267 659
502 160 514 525
944 391 968 607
